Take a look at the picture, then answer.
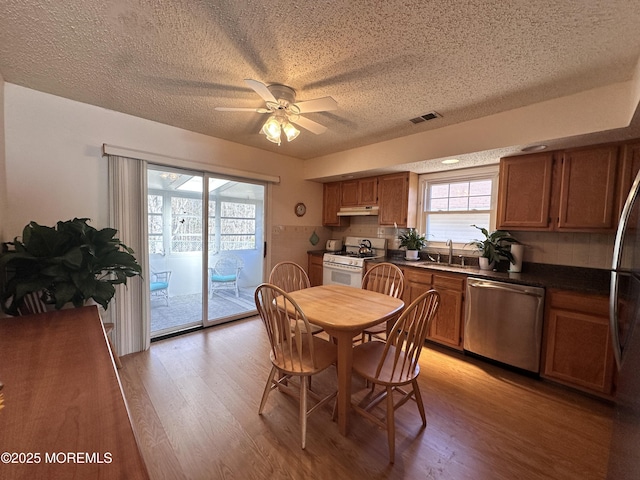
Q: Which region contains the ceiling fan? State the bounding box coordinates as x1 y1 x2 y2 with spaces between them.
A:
215 79 338 145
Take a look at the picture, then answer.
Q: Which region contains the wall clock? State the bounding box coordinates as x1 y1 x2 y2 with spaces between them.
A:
295 202 307 217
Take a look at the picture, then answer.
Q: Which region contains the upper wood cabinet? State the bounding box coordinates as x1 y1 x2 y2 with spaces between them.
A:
618 141 640 220
496 152 554 229
557 145 619 231
497 144 621 232
322 182 349 227
341 177 378 207
378 172 418 227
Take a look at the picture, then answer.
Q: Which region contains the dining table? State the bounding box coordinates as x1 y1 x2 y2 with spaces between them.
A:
279 284 404 435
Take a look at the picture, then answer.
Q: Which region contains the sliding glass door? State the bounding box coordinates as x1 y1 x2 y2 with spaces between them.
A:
204 179 265 327
147 166 263 338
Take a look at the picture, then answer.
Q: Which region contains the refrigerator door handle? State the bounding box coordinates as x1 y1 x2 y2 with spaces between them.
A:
610 169 640 369
609 271 623 369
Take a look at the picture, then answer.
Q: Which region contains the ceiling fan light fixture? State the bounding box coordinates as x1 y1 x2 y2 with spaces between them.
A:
261 115 282 145
282 121 300 142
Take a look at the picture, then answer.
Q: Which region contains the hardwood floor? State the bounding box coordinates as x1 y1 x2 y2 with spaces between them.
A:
119 316 613 480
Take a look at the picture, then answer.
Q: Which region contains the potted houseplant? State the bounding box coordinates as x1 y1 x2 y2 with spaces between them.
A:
399 228 427 260
466 225 518 270
0 218 142 315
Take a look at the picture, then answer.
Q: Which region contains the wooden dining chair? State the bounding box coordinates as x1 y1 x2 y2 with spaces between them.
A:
351 289 440 463
255 283 337 449
268 261 311 292
269 261 323 335
361 262 405 342
16 291 48 316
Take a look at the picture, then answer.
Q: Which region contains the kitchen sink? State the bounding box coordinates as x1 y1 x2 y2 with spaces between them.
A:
405 260 479 273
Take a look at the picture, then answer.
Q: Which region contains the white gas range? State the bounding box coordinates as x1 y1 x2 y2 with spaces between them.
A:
322 236 387 288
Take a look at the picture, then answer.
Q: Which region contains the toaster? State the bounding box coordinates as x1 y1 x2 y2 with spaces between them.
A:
326 239 343 252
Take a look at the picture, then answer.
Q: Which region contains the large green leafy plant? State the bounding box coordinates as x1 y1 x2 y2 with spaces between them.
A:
0 218 142 315
466 225 518 264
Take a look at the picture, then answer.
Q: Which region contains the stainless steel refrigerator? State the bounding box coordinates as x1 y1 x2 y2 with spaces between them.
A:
607 169 640 479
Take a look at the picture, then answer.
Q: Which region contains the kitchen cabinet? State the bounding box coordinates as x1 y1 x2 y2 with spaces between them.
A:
323 181 349 227
430 272 465 350
341 177 378 207
618 141 640 219
403 267 433 304
403 267 464 350
496 144 620 232
496 152 554 229
307 252 324 286
557 145 619 230
378 172 419 227
542 289 615 397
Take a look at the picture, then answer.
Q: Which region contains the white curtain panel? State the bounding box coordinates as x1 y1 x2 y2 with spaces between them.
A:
108 155 151 355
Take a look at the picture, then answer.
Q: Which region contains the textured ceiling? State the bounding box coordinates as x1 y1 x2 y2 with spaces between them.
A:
1 0 640 164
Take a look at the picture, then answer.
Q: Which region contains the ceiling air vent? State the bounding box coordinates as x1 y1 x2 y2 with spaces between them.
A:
409 111 441 124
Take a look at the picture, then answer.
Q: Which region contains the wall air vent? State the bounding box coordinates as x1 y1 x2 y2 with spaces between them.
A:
409 111 441 124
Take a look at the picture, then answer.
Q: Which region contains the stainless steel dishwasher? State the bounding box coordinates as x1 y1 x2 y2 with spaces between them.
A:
464 278 545 373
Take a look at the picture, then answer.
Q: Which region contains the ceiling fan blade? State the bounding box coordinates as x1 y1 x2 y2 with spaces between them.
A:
244 79 277 103
214 107 269 113
294 96 338 113
290 115 328 135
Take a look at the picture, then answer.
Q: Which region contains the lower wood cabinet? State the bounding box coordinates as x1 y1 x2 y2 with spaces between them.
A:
403 267 464 350
542 289 615 397
307 252 324 286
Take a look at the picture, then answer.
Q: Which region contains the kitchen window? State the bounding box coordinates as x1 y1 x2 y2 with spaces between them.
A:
419 166 498 244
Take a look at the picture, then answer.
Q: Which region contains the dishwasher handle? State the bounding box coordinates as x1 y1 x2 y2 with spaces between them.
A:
467 281 543 298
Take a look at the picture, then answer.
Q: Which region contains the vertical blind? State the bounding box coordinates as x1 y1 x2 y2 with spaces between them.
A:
108 155 151 355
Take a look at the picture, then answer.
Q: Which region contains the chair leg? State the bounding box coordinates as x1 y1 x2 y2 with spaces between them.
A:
386 386 396 464
412 379 427 427
300 376 308 449
259 366 278 414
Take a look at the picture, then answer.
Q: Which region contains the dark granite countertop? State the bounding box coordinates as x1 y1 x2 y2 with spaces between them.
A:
308 249 611 295
386 257 610 296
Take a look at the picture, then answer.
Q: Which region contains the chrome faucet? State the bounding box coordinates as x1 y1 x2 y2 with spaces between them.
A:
446 239 453 265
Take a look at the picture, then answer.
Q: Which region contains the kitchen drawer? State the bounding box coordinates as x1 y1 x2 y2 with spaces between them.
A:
404 268 433 285
547 289 609 316
432 272 466 292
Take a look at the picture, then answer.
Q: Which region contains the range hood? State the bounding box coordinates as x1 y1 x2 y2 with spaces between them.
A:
337 206 379 216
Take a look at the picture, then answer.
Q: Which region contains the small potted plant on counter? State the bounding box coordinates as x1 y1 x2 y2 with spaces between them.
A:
399 228 427 260
467 225 518 270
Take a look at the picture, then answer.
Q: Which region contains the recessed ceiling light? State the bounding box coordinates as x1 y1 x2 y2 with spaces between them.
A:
521 144 548 152
441 159 460 165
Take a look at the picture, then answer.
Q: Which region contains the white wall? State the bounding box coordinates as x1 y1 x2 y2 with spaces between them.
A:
3 84 325 274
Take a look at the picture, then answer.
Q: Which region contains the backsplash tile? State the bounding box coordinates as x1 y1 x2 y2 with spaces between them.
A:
271 225 332 268
325 217 615 270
